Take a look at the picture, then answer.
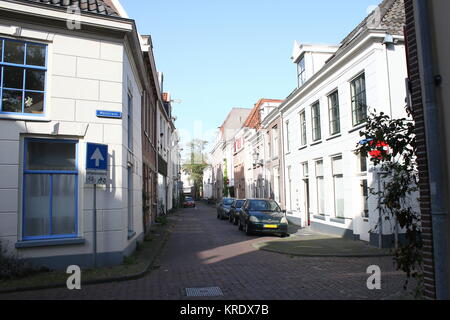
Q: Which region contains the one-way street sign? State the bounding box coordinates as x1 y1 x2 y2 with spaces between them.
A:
86 143 108 171
86 143 108 185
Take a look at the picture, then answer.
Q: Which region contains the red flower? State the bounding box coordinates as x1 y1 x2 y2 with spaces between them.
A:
369 141 390 159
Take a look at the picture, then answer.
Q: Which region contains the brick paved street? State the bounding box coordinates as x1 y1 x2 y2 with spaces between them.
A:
0 203 411 300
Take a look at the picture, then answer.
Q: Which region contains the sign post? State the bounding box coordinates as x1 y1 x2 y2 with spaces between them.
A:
86 143 108 268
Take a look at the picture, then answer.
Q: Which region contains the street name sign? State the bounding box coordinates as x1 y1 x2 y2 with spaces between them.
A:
96 110 122 119
86 143 108 185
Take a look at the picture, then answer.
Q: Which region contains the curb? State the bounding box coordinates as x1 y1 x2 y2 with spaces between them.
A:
253 243 393 258
0 218 174 295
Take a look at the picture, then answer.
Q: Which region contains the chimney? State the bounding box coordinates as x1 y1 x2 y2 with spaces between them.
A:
162 92 171 103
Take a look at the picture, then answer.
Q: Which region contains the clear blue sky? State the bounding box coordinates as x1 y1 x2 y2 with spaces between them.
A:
121 0 379 157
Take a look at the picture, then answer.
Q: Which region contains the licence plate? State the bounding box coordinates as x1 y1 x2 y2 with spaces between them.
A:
264 224 278 229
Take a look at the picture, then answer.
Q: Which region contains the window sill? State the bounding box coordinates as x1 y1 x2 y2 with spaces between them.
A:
310 140 322 147
326 134 341 141
0 113 50 122
348 123 367 134
16 238 85 249
313 214 326 221
128 231 136 240
356 172 368 177
330 217 347 224
298 145 308 151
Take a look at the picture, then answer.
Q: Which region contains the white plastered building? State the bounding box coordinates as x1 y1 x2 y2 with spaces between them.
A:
280 0 410 246
0 0 154 268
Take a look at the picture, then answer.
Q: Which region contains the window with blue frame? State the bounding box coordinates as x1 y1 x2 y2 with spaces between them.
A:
23 139 78 240
0 38 47 115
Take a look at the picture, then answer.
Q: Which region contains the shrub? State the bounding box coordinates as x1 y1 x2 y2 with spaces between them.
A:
155 216 168 226
0 241 48 280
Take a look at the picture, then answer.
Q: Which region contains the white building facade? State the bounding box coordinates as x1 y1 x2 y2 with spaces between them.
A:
210 108 251 200
156 87 176 215
202 165 213 200
0 0 154 268
281 0 409 246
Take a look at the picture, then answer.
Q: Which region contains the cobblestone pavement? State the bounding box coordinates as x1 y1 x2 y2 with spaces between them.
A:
0 203 411 300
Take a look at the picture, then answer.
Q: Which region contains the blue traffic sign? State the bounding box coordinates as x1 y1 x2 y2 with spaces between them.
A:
86 143 108 171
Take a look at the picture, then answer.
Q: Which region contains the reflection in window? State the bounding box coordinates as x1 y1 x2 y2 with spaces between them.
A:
351 73 367 126
361 180 369 218
328 90 340 135
0 38 47 115
23 139 78 240
311 102 321 142
298 56 306 87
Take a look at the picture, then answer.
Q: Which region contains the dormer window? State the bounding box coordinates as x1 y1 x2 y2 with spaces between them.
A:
297 56 306 87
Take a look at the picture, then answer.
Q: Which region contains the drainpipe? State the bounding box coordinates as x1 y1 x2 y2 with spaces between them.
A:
415 0 449 300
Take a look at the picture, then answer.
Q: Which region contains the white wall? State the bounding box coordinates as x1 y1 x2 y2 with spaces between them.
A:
282 39 409 241
0 22 143 263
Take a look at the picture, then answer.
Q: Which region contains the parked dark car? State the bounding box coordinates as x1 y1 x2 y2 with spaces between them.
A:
183 197 196 208
217 198 235 220
238 199 289 237
228 199 246 225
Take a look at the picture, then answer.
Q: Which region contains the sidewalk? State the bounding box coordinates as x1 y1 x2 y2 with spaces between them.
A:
0 213 179 295
253 228 392 258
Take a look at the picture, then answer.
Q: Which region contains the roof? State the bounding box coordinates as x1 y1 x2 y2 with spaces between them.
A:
22 0 119 16
243 98 283 129
282 0 406 104
328 0 405 63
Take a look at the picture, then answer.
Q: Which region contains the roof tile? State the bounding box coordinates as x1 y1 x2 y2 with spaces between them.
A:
23 0 119 16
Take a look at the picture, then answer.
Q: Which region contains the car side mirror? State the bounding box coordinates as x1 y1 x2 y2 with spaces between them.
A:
282 210 287 214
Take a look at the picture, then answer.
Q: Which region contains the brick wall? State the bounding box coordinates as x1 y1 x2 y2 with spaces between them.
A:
404 0 436 299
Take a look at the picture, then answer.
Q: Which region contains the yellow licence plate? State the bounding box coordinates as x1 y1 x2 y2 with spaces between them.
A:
264 225 278 229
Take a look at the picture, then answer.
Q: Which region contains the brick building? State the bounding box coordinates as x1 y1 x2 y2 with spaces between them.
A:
404 0 450 300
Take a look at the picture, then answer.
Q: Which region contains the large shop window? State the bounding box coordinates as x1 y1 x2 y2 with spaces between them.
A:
23 139 78 240
0 38 47 116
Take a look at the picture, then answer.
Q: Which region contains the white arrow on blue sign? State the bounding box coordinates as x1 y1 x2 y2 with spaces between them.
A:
86 143 108 171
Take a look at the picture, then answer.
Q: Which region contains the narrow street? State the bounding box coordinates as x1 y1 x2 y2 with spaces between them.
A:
1 203 408 300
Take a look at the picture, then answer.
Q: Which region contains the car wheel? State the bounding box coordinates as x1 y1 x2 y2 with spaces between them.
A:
280 233 289 238
229 215 233 223
233 217 238 226
245 222 252 236
238 219 243 231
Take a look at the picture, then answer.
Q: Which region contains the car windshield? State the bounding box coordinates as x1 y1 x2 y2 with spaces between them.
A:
235 200 245 208
186 197 193 201
223 199 234 205
248 200 281 212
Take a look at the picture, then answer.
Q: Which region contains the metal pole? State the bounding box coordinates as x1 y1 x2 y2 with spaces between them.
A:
395 217 399 250
378 173 383 249
93 184 97 268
